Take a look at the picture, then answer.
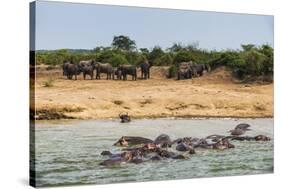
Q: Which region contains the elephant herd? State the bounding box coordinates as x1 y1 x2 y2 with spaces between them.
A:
62 60 151 81
177 61 211 80
62 59 211 81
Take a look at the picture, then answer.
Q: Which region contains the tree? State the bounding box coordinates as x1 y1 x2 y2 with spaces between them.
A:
110 53 128 67
148 46 165 66
112 35 136 51
241 44 255 51
168 42 185 53
173 50 194 65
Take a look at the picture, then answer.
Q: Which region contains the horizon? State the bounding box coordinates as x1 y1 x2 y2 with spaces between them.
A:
35 1 274 51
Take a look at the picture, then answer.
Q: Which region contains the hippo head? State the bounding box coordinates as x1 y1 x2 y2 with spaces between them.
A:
143 143 157 151
121 151 134 161
255 135 271 141
113 137 129 146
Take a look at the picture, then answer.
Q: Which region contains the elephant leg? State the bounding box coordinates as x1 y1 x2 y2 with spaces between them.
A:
83 73 86 80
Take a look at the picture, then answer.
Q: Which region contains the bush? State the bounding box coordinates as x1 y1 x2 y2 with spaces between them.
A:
173 50 194 65
110 53 128 67
167 65 177 78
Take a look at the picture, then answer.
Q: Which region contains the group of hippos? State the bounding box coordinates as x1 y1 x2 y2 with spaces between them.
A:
62 60 150 80
99 123 271 166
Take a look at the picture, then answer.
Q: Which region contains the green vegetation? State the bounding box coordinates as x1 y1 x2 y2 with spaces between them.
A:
36 35 273 81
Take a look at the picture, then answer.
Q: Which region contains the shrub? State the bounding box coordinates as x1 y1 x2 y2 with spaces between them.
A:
110 53 128 67
167 65 177 78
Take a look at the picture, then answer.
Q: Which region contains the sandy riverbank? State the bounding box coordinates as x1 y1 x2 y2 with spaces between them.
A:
33 66 273 120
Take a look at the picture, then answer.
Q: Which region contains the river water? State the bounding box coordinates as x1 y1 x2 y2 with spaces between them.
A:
34 118 273 187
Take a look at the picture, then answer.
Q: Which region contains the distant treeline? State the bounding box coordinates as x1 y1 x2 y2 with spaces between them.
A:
36 35 273 80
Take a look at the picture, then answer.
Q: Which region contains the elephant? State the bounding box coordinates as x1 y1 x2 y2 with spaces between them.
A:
118 64 137 81
63 62 81 80
78 60 95 68
113 67 122 80
204 64 211 72
140 61 151 79
78 60 95 80
81 64 94 80
178 62 193 80
62 60 72 76
93 62 113 80
191 63 209 76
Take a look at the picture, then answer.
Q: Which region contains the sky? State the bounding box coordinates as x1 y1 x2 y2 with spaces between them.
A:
35 1 274 51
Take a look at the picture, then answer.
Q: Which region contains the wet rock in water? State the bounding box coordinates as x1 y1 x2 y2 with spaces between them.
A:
113 136 153 146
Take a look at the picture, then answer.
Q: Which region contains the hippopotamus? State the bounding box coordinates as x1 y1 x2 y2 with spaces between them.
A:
212 138 235 149
235 123 251 130
157 149 187 159
154 134 172 148
229 128 249 136
231 135 271 141
150 155 162 161
176 142 193 152
119 112 131 123
99 151 133 166
254 135 271 141
113 136 153 147
206 135 226 142
99 150 143 166
193 138 215 149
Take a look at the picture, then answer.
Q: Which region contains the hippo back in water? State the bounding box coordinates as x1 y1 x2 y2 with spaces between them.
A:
154 134 172 148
